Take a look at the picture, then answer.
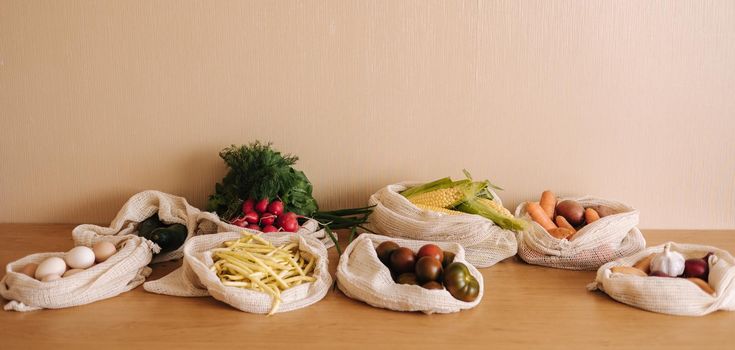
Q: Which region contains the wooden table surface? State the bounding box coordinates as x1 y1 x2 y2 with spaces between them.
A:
1 224 733 349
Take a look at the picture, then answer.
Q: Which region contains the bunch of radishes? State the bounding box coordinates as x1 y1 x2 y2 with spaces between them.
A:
230 198 300 233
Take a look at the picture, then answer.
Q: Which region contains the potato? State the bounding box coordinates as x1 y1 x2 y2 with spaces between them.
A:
587 205 615 218
555 200 585 226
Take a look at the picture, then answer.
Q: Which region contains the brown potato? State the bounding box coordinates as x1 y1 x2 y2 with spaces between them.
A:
556 200 585 226
587 205 615 218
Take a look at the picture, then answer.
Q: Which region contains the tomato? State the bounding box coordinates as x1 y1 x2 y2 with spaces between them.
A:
422 281 444 290
375 241 399 266
443 262 480 302
396 273 418 285
442 251 456 268
389 247 416 275
415 256 443 283
417 244 444 262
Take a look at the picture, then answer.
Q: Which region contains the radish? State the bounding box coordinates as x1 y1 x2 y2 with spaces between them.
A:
267 200 284 216
244 211 259 224
246 224 261 231
281 218 299 232
230 216 247 227
260 214 276 226
242 198 255 214
276 212 297 227
255 198 269 213
262 225 278 233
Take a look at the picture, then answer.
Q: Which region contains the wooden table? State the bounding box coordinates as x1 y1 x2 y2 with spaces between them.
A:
0 224 733 349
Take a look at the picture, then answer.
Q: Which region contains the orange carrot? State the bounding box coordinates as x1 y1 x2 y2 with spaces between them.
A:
585 208 600 224
548 227 574 240
539 190 556 219
527 202 557 231
555 216 576 233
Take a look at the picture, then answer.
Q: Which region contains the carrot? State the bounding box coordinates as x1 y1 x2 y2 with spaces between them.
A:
539 190 556 219
584 208 600 224
548 227 574 240
526 202 557 231
555 216 576 233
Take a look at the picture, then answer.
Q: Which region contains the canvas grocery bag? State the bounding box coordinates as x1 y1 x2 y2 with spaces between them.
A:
366 182 517 268
514 196 645 270
588 242 735 316
0 236 156 312
143 231 331 314
336 233 484 314
72 190 330 263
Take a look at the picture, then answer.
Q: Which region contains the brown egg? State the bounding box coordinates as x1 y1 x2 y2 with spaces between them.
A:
93 241 117 263
19 263 38 278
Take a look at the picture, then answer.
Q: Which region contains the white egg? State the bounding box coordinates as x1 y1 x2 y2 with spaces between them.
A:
63 268 85 277
41 274 61 282
35 257 67 280
65 246 96 269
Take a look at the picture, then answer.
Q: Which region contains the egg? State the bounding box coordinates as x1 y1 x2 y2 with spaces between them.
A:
93 241 117 263
19 263 38 278
65 246 96 269
35 257 67 280
63 268 84 278
41 274 61 282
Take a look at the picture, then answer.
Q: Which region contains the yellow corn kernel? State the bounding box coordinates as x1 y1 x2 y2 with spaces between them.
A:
408 188 464 208
476 198 513 218
414 204 464 216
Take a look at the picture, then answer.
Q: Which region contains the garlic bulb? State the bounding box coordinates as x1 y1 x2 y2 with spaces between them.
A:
650 243 685 277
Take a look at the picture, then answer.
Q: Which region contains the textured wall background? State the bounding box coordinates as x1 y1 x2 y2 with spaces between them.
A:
1 1 734 228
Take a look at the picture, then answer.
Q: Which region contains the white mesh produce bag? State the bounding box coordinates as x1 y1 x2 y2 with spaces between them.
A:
143 231 331 314
336 233 483 314
514 196 645 270
72 190 329 264
366 182 517 268
0 236 156 312
588 242 735 316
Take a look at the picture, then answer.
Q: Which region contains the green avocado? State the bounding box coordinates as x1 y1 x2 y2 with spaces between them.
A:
138 214 165 239
149 223 188 254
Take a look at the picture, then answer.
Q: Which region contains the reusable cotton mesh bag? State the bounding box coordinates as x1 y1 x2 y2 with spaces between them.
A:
366 182 517 268
336 233 484 314
588 242 735 316
514 196 645 270
143 231 331 314
72 190 330 263
0 236 156 312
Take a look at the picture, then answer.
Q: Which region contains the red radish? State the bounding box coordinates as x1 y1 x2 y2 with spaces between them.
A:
262 225 278 233
267 200 284 216
244 211 259 224
242 198 255 214
246 224 261 231
260 214 276 226
230 217 247 227
255 198 269 213
277 212 297 227
281 218 299 232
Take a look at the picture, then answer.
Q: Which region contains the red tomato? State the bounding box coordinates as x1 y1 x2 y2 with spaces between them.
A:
417 244 444 262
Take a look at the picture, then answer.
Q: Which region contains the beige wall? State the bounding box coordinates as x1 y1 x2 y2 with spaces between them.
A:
1 1 734 228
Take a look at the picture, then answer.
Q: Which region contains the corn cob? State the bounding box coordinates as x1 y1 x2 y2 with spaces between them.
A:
457 199 528 232
476 198 513 218
408 187 465 208
414 204 465 216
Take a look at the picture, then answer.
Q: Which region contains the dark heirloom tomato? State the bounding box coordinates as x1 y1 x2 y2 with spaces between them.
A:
442 251 456 268
422 281 444 290
390 247 416 274
443 262 480 302
375 241 400 266
415 256 443 283
396 273 418 285
417 244 444 262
